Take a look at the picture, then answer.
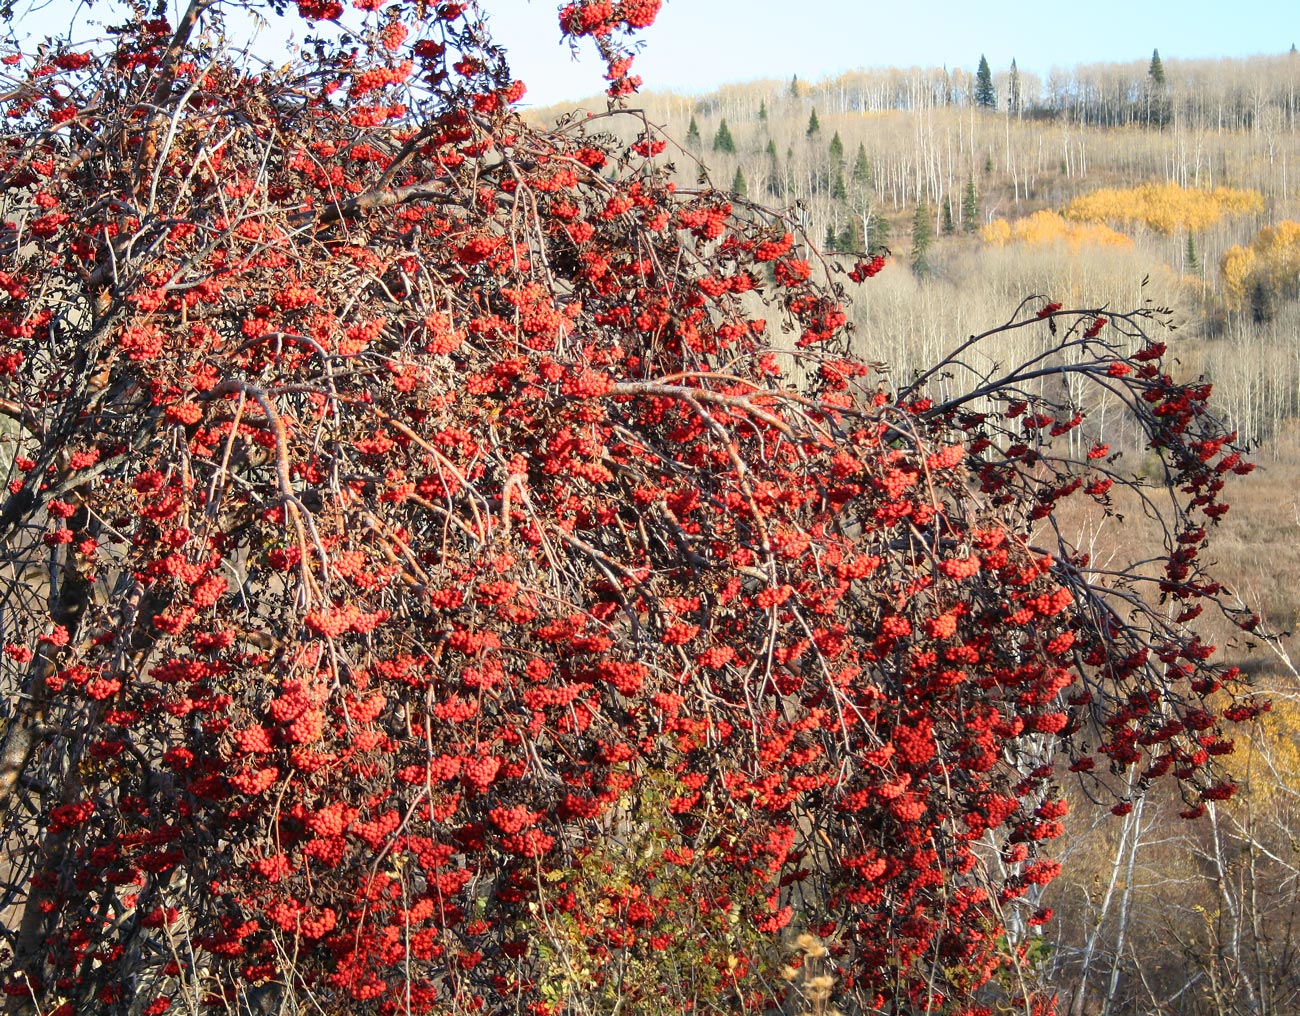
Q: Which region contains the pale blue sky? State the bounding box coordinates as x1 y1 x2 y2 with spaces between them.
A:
481 0 1298 106
9 0 1297 106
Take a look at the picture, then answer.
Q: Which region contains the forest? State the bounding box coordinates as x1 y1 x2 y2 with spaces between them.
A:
531 50 1300 454
0 3 1295 1015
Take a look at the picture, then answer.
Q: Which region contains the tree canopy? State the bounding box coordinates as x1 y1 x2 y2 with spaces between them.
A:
975 54 997 108
1149 48 1167 86
0 3 1265 1015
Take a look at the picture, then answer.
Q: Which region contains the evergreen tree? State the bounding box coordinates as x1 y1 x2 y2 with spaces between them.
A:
807 108 821 137
1251 276 1275 323
831 166 848 201
829 130 844 166
975 54 996 109
962 178 979 233
789 74 801 98
825 223 840 252
1149 48 1166 86
1186 232 1200 273
852 143 872 187
758 100 768 122
731 166 748 198
911 199 934 276
765 139 783 198
942 196 955 235
983 152 994 174
686 115 701 148
713 119 736 154
832 167 852 201
1008 59 1021 116
838 220 860 253
866 210 890 252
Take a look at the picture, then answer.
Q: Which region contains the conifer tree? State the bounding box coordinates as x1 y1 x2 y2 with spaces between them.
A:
1146 49 1169 126
975 54 996 109
829 130 844 165
962 177 980 233
831 166 848 201
765 139 783 198
758 99 768 122
852 142 873 187
943 196 956 234
825 223 840 252
789 73 801 98
731 165 748 198
1251 276 1275 322
713 118 736 154
911 199 934 276
866 209 891 251
807 108 821 137
1008 58 1022 116
1149 48 1166 86
686 115 701 148
1186 232 1200 273
839 220 860 253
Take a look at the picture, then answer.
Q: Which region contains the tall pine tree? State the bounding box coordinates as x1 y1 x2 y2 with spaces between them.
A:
831 166 848 201
685 115 701 148
852 143 872 187
713 119 736 154
807 108 821 137
1146 49 1169 126
731 166 748 198
942 197 955 235
765 139 783 198
975 55 996 109
962 178 979 233
911 199 934 276
866 209 890 252
1149 48 1166 86
829 131 844 166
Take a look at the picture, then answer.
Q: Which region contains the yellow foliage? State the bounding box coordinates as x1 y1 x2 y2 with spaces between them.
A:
1221 244 1257 308
1063 182 1263 234
980 210 1132 250
1218 220 1300 310
1253 220 1300 288
980 218 1012 246
1221 695 1300 806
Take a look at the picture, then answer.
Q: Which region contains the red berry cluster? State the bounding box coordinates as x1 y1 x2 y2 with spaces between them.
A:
0 5 1262 1016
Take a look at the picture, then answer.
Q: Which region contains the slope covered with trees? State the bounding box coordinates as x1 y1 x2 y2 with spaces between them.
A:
535 49 1300 451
